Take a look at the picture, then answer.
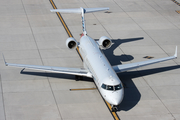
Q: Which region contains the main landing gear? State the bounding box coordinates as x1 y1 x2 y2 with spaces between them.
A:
75 75 83 81
111 105 118 112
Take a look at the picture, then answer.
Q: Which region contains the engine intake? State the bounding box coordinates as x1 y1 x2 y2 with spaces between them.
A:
98 36 112 49
66 37 78 49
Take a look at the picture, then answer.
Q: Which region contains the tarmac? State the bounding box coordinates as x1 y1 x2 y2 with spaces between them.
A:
0 0 180 120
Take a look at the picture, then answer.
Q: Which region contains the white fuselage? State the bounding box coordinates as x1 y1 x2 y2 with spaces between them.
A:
79 35 124 105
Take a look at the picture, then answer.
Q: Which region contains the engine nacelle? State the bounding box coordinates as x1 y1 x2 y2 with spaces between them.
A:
66 37 78 49
98 36 112 49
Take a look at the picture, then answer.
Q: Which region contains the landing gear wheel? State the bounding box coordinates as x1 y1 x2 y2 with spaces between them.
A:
111 105 118 112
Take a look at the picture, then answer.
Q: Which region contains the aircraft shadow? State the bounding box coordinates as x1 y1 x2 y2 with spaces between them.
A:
99 37 179 111
20 37 179 112
96 37 142 111
96 37 144 66
117 65 180 111
20 65 180 111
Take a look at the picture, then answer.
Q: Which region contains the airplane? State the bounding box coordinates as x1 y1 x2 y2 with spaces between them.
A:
3 7 177 112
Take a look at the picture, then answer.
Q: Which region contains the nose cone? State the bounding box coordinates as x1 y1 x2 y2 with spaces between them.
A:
109 88 124 105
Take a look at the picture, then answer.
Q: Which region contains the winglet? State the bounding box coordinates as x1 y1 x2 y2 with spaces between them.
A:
2 54 8 66
174 46 178 58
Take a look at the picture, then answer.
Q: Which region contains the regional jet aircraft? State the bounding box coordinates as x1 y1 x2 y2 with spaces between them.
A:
3 7 177 111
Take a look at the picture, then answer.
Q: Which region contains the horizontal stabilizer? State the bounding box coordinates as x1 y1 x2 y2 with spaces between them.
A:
84 8 109 13
50 7 109 14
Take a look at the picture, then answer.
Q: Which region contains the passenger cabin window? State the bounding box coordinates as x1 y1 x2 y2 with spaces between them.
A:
101 83 122 91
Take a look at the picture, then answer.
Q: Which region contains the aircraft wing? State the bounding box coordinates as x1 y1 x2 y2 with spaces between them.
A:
2 56 92 78
113 46 177 73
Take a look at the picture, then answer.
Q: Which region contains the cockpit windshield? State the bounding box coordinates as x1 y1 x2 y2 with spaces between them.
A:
101 83 122 91
107 85 113 90
114 84 122 90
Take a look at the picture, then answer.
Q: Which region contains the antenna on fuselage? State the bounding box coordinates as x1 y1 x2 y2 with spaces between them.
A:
50 7 109 35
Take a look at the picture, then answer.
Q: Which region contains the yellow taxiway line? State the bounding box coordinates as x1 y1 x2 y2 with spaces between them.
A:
49 0 120 119
49 0 83 60
49 0 72 37
105 101 120 120
176 10 180 14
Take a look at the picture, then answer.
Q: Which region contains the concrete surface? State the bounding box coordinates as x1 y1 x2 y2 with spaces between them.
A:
0 0 180 120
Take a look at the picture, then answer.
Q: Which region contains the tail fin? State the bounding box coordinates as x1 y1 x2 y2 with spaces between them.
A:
50 7 109 35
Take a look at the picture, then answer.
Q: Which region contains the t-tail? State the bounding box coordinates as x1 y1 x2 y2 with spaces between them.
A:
50 7 109 35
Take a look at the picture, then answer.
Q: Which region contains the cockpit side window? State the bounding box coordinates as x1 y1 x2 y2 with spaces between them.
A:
101 84 107 89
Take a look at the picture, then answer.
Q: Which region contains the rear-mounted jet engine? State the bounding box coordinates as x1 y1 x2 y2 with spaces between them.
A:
98 36 112 49
66 37 78 49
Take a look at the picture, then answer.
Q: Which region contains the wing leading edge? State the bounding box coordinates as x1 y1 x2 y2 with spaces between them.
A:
113 46 177 73
2 55 92 78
